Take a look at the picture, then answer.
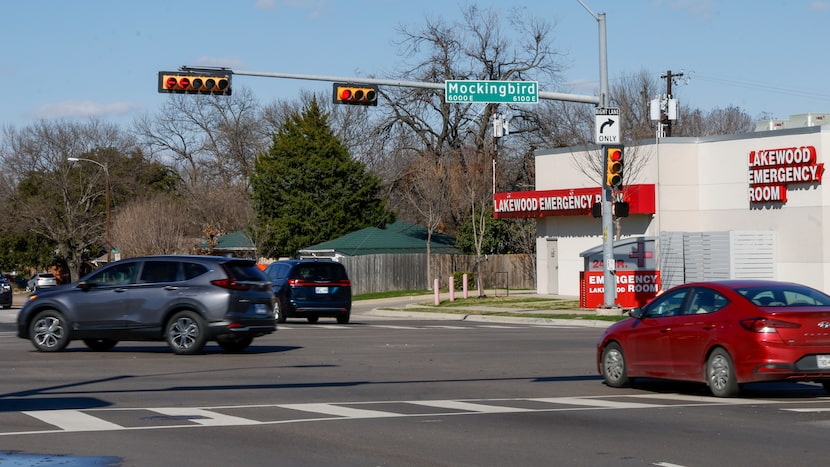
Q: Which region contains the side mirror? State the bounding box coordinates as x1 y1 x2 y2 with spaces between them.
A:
629 307 644 319
77 281 94 292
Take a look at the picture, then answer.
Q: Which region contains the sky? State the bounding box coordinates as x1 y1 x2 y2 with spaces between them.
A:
2 0 830 134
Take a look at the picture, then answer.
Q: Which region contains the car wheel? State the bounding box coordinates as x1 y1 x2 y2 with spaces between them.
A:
83 338 118 351
707 348 739 397
165 310 207 355
336 312 351 324
30 310 70 352
274 300 286 323
217 336 254 353
601 342 630 388
307 316 319 324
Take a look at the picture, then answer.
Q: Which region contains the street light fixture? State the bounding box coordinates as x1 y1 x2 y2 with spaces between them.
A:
68 157 111 264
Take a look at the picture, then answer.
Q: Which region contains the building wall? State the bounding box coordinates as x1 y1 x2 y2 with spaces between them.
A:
534 125 830 296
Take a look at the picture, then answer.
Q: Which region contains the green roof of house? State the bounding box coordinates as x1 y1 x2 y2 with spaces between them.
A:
301 221 460 256
199 231 254 252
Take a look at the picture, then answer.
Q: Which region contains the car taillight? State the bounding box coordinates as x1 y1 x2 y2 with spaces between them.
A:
211 279 250 291
740 317 801 333
288 279 351 287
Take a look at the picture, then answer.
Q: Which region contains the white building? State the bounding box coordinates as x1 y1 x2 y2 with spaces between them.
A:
494 123 830 299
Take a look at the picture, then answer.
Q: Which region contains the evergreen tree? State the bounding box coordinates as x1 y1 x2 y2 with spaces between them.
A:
251 98 394 258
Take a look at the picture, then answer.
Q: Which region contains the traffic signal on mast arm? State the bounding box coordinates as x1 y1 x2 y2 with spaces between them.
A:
603 144 624 190
332 83 378 106
158 70 232 96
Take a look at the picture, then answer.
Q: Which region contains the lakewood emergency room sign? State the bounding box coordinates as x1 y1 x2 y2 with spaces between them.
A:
749 145 824 204
494 184 656 218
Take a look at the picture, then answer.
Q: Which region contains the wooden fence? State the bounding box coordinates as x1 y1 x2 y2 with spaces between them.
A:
339 253 536 295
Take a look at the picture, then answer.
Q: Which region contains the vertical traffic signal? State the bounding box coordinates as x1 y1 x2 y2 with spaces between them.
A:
332 83 378 106
158 70 232 95
603 144 624 189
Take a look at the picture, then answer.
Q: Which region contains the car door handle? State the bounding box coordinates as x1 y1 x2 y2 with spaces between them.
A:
113 288 128 293
164 286 179 291
660 328 671 333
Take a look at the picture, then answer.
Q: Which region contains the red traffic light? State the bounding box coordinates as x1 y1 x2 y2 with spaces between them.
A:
333 83 378 106
604 145 624 189
158 71 232 95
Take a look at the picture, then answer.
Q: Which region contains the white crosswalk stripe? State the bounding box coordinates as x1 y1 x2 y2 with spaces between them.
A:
4 394 824 436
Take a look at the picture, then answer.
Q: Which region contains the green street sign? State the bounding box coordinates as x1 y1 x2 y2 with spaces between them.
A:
444 80 538 104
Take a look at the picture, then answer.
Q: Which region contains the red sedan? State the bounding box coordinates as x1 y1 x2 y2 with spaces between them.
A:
597 280 830 397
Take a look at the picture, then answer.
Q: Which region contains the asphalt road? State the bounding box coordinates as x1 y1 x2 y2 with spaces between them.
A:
2 299 830 466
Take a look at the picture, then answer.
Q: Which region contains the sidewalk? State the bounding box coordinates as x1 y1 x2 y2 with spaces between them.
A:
360 291 616 328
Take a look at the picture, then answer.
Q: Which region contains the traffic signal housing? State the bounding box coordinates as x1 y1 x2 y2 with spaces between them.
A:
603 144 624 190
332 83 378 106
158 70 232 95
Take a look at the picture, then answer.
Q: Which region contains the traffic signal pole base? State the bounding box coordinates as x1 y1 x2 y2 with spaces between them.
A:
595 306 625 316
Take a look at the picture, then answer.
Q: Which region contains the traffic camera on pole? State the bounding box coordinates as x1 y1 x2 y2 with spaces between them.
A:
603 144 624 190
332 83 378 106
158 70 232 96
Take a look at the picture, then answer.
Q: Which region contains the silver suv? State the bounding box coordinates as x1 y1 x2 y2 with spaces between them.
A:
17 255 276 355
26 273 57 292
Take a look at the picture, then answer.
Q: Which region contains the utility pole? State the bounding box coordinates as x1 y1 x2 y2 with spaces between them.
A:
660 69 684 137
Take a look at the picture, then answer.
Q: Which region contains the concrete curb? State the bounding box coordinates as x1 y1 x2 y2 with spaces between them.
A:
364 309 613 328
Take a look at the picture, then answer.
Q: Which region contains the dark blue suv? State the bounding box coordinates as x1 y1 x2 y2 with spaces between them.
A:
264 260 352 324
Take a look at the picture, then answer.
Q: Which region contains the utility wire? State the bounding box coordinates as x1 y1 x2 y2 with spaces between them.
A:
687 70 830 102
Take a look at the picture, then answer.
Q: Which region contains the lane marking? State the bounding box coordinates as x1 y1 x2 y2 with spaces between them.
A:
23 410 124 432
7 394 830 436
530 397 659 409
624 393 780 405
407 400 533 413
149 408 261 426
278 403 401 418
783 408 830 413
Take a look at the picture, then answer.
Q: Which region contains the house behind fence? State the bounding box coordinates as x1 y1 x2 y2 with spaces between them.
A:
339 253 536 295
209 222 538 296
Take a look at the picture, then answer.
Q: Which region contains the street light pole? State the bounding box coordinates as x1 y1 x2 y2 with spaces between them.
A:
68 157 111 264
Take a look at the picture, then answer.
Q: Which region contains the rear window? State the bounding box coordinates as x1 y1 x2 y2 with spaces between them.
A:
39 274 55 278
224 261 268 282
290 262 348 281
738 284 830 307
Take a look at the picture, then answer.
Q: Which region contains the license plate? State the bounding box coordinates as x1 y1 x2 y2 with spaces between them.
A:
254 304 267 315
315 287 329 294
817 355 830 369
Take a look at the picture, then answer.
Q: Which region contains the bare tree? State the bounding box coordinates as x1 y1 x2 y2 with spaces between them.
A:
379 4 567 238
112 195 189 256
133 86 267 236
399 153 452 286
0 119 138 281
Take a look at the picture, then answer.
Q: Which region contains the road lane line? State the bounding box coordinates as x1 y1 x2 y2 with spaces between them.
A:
148 408 260 426
23 410 124 432
407 400 534 413
624 393 779 405
530 397 659 409
278 403 401 418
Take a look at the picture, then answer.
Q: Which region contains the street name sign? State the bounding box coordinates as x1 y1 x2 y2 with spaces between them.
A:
595 107 621 144
445 80 538 104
